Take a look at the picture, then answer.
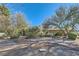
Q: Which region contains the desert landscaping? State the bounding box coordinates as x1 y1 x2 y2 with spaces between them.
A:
0 37 79 56
0 4 79 56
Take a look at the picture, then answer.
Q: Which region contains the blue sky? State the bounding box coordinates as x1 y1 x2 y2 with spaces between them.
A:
5 3 76 26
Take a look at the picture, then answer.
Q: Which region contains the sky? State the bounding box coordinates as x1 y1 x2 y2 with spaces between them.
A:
5 3 77 26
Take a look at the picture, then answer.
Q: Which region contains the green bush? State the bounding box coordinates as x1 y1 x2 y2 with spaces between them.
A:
41 30 53 37
26 32 35 38
10 29 20 39
54 31 63 36
68 32 77 40
26 26 40 38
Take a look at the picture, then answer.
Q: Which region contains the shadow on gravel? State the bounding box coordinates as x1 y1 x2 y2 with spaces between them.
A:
0 43 79 56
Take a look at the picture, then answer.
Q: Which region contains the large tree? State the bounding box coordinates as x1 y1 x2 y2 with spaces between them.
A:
0 4 10 16
0 4 11 34
15 13 28 36
43 5 79 36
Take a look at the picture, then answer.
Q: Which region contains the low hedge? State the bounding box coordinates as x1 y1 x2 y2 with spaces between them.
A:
68 32 77 40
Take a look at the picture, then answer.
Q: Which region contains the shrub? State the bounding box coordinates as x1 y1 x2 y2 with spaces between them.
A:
41 30 53 37
68 32 77 40
54 31 63 36
26 26 40 38
10 29 20 39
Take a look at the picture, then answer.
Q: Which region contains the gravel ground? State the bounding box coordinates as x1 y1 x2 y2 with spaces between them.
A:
0 38 79 56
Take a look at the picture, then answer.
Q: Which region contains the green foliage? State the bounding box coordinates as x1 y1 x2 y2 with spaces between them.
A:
10 29 20 39
54 31 63 36
15 13 28 36
26 31 36 38
0 4 29 39
43 31 53 37
42 5 79 36
68 32 77 40
43 29 48 36
0 4 11 35
26 26 40 38
0 4 10 16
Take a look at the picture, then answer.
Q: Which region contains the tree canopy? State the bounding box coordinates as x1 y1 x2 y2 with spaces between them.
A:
42 5 79 35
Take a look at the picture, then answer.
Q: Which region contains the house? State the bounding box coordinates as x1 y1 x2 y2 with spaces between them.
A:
39 25 72 36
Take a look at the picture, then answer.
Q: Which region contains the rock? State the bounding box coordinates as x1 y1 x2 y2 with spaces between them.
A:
27 52 33 56
56 49 65 56
31 42 48 48
31 43 40 48
39 48 47 52
31 43 41 48
49 47 55 53
34 50 39 55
